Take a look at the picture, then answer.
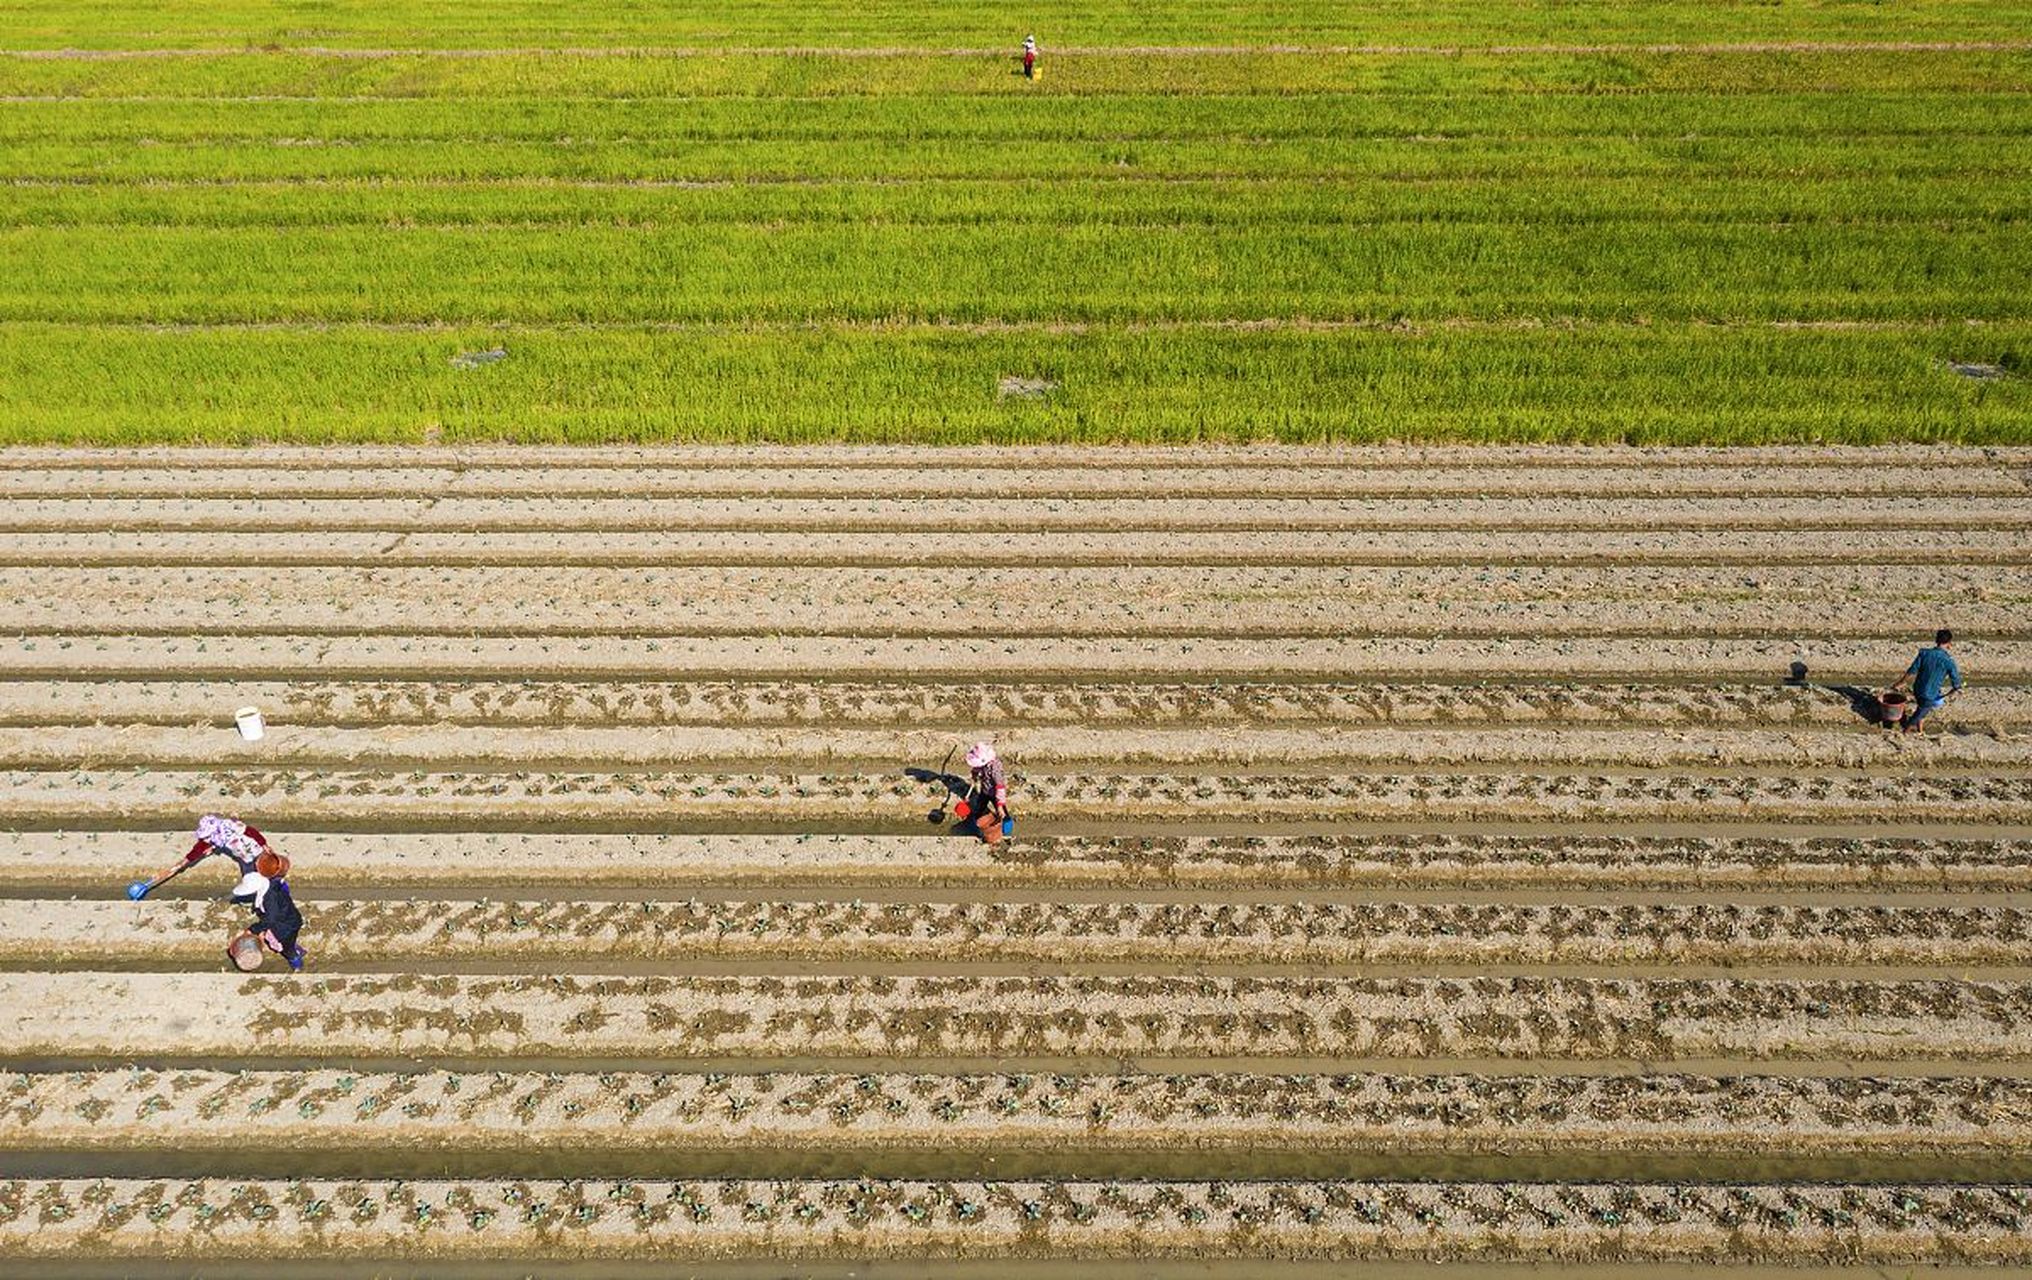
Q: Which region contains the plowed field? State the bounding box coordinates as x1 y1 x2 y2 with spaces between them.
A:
2 445 2030 1275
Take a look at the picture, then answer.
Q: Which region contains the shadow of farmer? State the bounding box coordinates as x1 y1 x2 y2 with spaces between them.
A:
1826 683 1895 727
903 766 970 824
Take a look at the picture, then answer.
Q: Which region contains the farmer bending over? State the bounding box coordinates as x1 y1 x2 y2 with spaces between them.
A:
965 741 1012 838
237 851 307 972
1888 628 1964 734
144 814 274 900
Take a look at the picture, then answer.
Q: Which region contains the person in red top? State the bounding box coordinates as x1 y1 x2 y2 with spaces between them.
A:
1022 35 1038 80
142 814 274 900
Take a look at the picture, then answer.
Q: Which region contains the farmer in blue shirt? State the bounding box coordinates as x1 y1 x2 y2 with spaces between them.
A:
1888 628 1964 733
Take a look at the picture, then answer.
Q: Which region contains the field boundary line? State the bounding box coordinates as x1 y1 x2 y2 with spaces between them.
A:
1 441 2025 468
6 40 2032 59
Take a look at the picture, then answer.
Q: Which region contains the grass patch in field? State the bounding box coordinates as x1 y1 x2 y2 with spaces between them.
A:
2 221 2020 325
0 321 2022 446
2 49 2028 99
7 1 2031 51
1 175 2026 233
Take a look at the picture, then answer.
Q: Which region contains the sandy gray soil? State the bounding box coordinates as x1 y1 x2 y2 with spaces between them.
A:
1 447 2026 1267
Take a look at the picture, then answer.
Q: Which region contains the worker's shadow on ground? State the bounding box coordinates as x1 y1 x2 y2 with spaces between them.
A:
1824 683 1893 725
1788 661 1925 729
903 767 970 824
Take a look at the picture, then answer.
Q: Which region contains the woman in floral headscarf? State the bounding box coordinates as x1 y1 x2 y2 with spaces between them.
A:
138 814 276 902
963 742 1013 841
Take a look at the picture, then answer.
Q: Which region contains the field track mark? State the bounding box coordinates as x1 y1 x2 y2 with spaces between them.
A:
13 899 2028 969
10 832 2029 893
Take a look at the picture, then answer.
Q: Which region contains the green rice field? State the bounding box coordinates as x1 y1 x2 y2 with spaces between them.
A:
0 1 2028 442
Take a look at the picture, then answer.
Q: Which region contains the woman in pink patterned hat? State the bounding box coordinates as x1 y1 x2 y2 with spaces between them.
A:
963 742 1013 841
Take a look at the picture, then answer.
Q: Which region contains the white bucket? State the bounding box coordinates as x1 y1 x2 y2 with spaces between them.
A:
234 707 265 741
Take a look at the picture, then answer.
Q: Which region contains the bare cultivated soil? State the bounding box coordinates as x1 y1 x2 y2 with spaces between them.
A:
1 446 2029 1268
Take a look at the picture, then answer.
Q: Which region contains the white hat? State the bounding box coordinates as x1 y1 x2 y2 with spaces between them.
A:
965 742 997 767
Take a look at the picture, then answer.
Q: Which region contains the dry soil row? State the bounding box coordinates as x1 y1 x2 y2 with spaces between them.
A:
5 768 2025 826
11 832 2027 892
6 723 2026 772
8 898 2027 968
8 679 2016 730
5 528 2028 566
8 1070 2027 1157
6 635 2016 682
2 1177 2027 1263
6 973 2030 1063
8 565 2018 637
